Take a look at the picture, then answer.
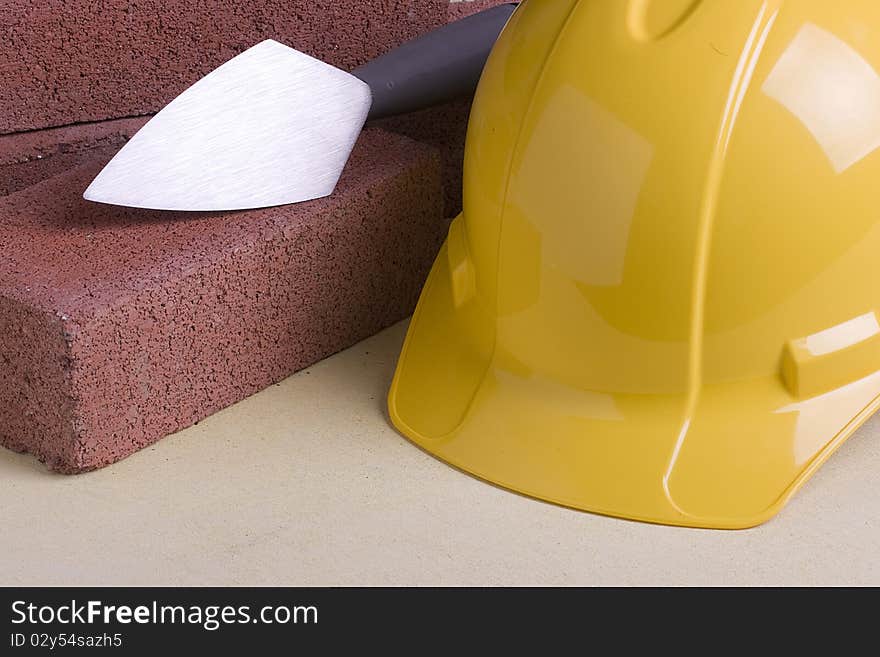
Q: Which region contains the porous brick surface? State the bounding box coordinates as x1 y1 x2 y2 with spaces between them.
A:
0 0 511 472
1 1 509 213
448 0 512 20
0 117 147 197
377 0 510 217
0 0 454 134
0 128 445 472
372 98 473 218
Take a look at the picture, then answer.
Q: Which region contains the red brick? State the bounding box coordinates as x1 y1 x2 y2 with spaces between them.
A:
376 0 511 218
0 117 147 197
0 0 454 134
447 0 512 21
0 127 445 472
372 99 473 218
0 1 513 472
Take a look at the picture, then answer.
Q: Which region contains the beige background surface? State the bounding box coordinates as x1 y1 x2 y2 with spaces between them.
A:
1 321 878 586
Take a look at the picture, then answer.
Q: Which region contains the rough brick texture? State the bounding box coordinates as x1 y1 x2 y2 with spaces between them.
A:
0 0 510 472
0 0 456 134
0 128 445 472
378 0 510 217
372 98 473 218
0 118 147 197
2 0 509 214
448 0 513 20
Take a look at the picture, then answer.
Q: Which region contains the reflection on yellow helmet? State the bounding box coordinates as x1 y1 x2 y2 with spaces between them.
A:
389 0 880 528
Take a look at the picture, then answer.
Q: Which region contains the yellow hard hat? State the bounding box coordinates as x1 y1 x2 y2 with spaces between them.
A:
389 0 880 528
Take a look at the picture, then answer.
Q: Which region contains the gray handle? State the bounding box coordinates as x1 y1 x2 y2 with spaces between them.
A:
353 3 518 121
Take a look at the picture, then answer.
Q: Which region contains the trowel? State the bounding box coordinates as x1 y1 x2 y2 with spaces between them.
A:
83 4 517 212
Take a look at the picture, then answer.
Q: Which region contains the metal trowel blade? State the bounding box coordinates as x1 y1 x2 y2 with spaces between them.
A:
84 40 372 211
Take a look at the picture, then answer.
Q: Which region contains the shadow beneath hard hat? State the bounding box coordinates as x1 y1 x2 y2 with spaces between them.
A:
396 427 773 533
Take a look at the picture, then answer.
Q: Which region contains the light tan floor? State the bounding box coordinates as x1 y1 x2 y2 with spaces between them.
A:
1 320 878 586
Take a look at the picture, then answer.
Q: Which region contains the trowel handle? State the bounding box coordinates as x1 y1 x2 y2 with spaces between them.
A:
353 3 519 120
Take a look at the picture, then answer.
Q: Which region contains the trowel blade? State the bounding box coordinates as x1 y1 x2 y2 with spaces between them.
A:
83 40 372 211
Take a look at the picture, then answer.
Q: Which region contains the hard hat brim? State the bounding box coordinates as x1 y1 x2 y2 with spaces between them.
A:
388 220 880 529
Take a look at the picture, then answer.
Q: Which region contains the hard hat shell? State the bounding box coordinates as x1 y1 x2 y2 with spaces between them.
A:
389 0 880 528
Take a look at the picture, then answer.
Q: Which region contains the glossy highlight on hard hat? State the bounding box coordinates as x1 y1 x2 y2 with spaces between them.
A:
389 0 880 528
